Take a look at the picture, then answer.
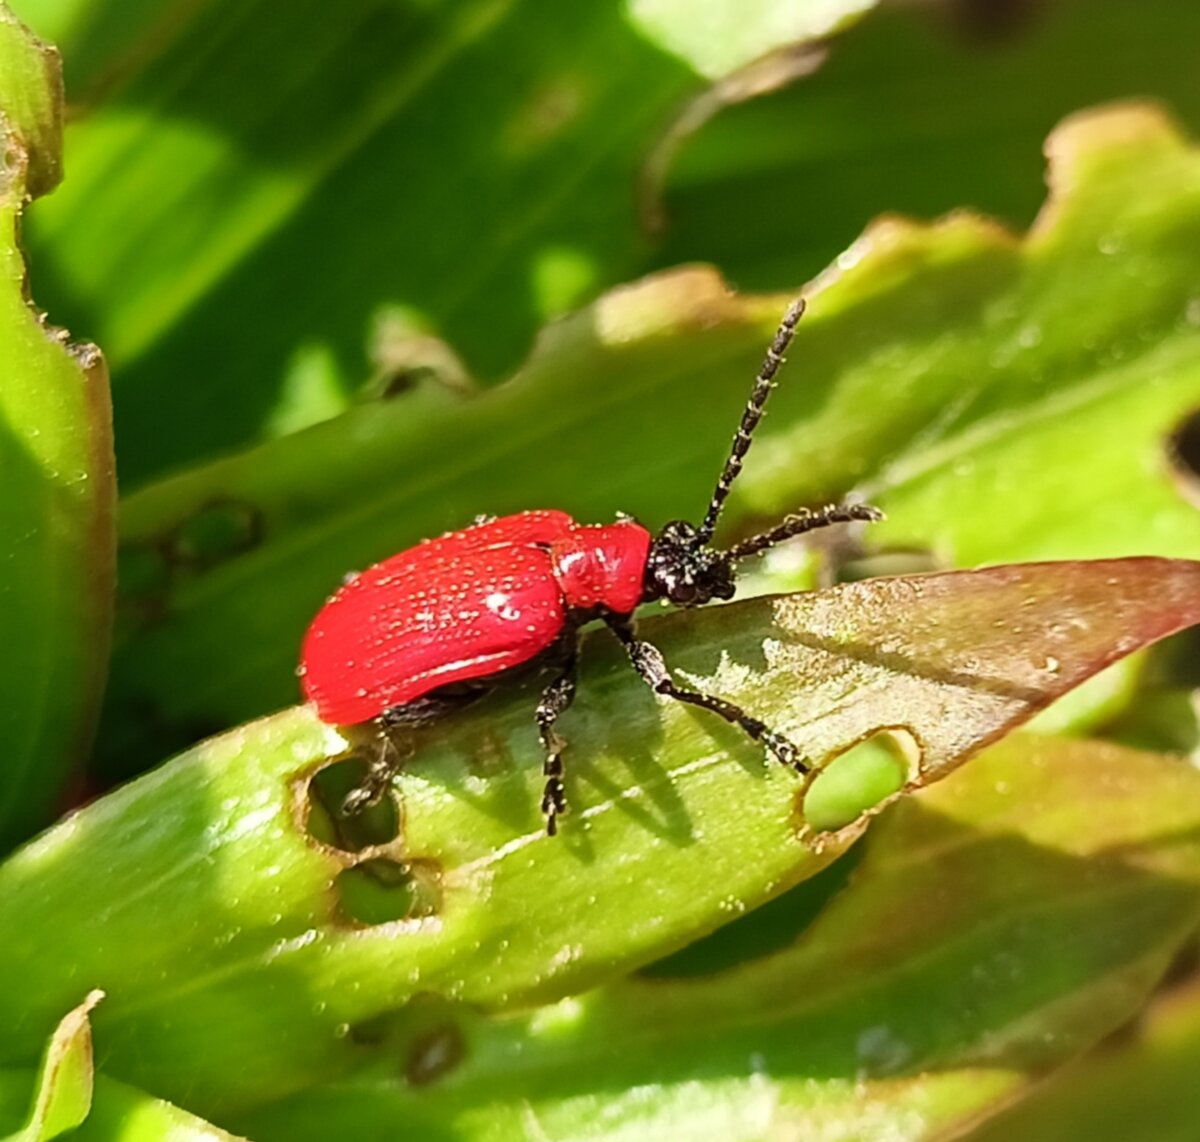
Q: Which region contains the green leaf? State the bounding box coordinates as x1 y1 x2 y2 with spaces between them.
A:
234 734 1200 1141
0 557 1196 1117
0 5 59 196
0 991 101 1141
104 103 1200 773
0 4 115 849
10 0 871 485
966 974 1200 1142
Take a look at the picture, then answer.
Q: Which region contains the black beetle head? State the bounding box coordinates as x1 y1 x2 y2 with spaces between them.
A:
639 300 882 609
643 520 737 607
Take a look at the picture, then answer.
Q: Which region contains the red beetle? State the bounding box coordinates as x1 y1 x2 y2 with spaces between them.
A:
300 301 881 834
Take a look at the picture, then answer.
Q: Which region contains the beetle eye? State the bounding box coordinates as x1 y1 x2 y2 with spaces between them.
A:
672 581 699 605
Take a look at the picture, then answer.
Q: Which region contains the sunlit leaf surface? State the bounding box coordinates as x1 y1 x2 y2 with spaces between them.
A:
237 734 1200 1140
0 557 1196 1119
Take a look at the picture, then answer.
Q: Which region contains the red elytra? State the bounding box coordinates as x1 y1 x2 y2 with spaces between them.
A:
301 511 650 725
299 300 882 834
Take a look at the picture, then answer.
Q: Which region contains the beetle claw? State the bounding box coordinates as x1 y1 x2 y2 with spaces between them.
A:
763 732 810 776
341 785 379 817
541 778 567 835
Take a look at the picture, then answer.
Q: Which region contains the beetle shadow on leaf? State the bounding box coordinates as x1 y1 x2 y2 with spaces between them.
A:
641 618 793 781
568 679 702 848
439 683 702 849
429 715 540 837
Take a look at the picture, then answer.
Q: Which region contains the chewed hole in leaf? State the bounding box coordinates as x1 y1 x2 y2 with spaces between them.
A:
307 759 400 851
336 858 442 925
166 498 265 570
802 727 920 833
405 1022 467 1086
1165 406 1200 510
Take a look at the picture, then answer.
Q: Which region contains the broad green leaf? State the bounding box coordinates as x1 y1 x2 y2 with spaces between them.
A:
0 991 100 1141
737 103 1200 571
966 975 1200 1142
9 0 872 485
0 5 115 848
235 734 1200 1141
0 558 1196 1116
105 103 1200 773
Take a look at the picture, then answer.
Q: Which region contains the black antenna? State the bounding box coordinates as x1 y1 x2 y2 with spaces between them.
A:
726 503 883 561
696 298 806 545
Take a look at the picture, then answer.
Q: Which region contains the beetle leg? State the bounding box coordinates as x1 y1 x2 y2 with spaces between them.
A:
341 692 475 816
536 639 580 836
607 618 809 774
342 730 407 816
